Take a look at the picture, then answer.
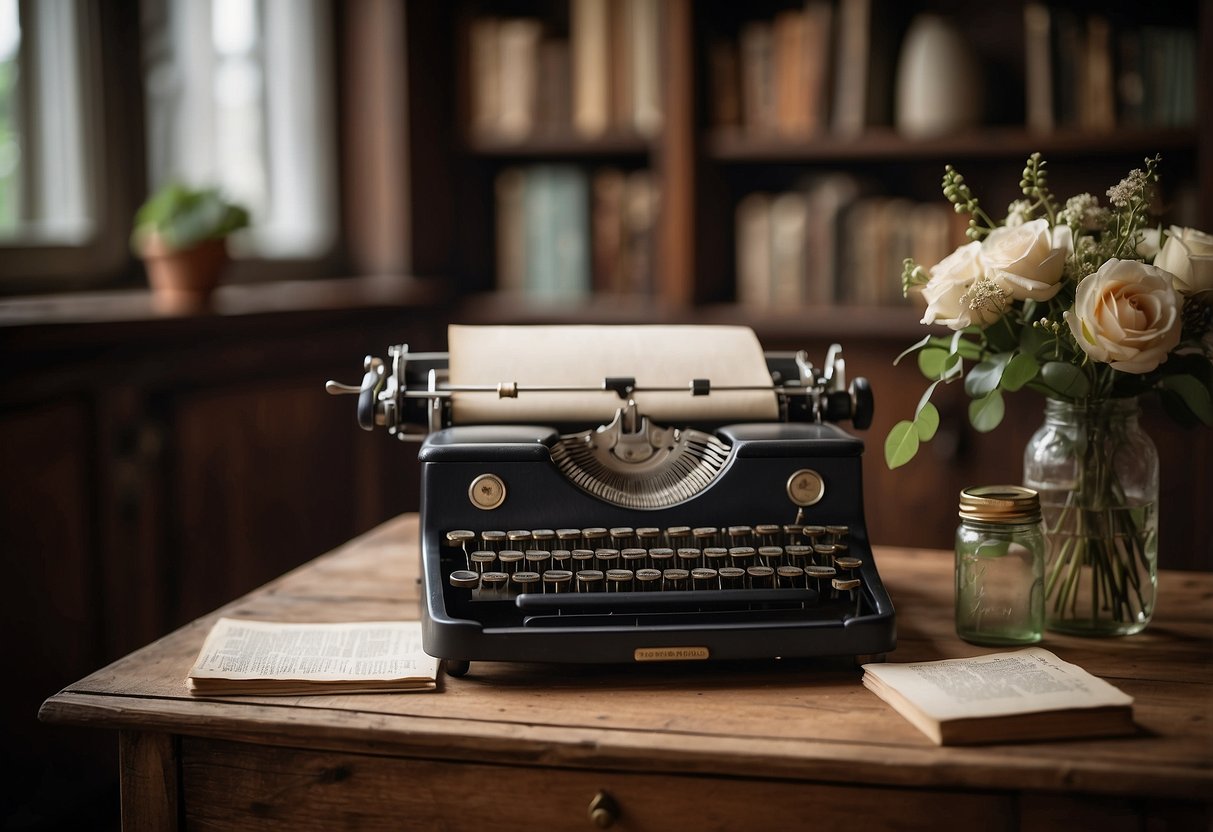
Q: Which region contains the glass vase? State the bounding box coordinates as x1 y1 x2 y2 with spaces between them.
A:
1023 397 1158 636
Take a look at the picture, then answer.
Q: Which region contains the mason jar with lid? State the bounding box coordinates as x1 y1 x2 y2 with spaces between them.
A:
955 486 1045 646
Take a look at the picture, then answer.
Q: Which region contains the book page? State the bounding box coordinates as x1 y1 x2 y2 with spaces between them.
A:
862 647 1133 722
188 619 438 685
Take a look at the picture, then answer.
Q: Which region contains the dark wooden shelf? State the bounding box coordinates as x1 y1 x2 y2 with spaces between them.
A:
464 131 654 159
705 126 1200 164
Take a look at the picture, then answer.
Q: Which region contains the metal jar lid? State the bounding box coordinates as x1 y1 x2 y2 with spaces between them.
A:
959 485 1042 523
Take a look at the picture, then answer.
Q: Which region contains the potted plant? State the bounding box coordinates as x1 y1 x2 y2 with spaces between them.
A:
131 183 250 311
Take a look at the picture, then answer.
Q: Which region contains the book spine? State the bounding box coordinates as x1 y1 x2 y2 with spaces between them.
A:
571 0 610 137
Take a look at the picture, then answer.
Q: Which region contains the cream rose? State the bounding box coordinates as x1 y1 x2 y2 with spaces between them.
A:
1063 258 1182 374
919 242 1005 330
1155 225 1213 294
981 218 1070 301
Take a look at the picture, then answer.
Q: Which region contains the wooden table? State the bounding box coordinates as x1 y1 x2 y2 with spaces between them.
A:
41 515 1213 831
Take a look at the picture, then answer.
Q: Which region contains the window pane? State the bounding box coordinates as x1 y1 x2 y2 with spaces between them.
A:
0 0 20 232
144 0 336 260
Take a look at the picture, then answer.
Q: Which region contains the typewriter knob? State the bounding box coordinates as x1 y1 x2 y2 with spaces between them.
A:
588 790 619 828
325 356 386 431
850 377 874 430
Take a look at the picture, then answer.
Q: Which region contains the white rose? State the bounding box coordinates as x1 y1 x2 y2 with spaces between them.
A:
1136 227 1161 259
1063 258 1182 374
919 242 1004 330
981 218 1070 301
1155 225 1213 294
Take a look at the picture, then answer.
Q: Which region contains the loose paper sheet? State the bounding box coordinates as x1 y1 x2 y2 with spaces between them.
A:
188 618 438 688
447 324 779 425
862 647 1133 721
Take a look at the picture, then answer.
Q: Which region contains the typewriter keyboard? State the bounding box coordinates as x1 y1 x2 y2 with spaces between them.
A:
441 525 866 612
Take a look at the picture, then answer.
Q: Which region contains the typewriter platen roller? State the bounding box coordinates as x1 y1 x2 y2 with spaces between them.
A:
328 325 894 675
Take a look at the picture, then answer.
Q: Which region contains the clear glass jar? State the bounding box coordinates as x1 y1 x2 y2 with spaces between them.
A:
955 486 1045 646
1023 397 1158 636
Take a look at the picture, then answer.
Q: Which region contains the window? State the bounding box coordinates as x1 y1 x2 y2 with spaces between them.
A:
143 0 337 260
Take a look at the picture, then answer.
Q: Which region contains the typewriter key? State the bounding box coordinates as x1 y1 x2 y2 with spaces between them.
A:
665 526 691 549
691 567 719 590
662 568 689 591
782 524 804 546
801 525 826 543
576 569 604 592
449 570 480 589
728 546 756 570
777 565 806 589
525 550 552 571
582 527 608 548
756 524 781 544
813 543 838 565
507 530 533 547
832 577 861 612
481 530 507 551
609 527 635 549
446 530 476 568
551 549 572 567
480 571 509 599
635 568 662 590
532 529 556 544
747 565 775 589
542 569 573 594
785 545 811 567
727 526 753 547
835 556 862 573
758 546 783 568
571 549 595 569
636 527 661 545
692 527 718 547
595 548 620 571
826 525 849 543
804 564 836 596
677 548 701 568
605 569 634 592
498 550 524 575
511 571 541 596
622 548 647 570
649 547 674 569
718 567 745 589
703 547 729 566
470 551 496 574
556 529 581 545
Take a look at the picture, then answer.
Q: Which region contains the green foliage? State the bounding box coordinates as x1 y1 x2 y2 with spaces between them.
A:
131 182 250 254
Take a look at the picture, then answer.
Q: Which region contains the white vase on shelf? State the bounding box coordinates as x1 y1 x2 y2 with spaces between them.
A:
895 14 981 139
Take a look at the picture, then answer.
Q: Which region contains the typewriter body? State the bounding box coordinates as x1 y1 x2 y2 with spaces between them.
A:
328 325 895 675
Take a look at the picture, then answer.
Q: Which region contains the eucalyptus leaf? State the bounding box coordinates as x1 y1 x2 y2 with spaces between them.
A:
884 421 920 469
964 353 1012 398
1040 361 1091 399
917 348 950 380
1001 352 1040 392
914 401 940 442
894 334 932 366
1160 374 1213 426
968 389 1006 433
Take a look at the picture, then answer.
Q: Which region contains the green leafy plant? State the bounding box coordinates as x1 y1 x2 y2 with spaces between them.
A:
130 182 250 254
887 153 1213 470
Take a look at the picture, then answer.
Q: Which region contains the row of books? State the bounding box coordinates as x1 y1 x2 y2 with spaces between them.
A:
1025 4 1198 132
735 175 960 309
468 0 661 142
708 0 905 138
495 165 658 299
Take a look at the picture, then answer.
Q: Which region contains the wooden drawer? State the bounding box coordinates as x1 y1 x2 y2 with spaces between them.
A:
179 737 1016 831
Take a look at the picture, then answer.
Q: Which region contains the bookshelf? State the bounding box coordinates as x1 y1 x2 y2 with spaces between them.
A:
396 0 1210 563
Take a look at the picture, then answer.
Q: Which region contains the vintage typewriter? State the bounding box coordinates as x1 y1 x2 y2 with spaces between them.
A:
328 325 895 675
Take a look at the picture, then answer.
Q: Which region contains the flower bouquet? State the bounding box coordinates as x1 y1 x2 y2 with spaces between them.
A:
887 154 1213 635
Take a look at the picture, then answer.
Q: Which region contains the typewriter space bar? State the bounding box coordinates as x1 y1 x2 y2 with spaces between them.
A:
515 588 818 612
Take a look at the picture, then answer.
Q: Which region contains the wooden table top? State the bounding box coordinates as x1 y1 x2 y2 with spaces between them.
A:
40 515 1213 801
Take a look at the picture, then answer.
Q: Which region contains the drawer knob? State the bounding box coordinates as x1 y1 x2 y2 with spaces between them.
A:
588 790 619 828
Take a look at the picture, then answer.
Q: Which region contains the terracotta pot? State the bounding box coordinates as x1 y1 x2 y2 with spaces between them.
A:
141 236 229 313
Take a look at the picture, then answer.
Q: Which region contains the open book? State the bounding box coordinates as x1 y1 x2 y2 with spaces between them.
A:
862 647 1135 745
187 618 439 695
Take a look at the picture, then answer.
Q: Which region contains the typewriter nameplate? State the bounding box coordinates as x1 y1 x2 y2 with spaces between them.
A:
634 646 710 662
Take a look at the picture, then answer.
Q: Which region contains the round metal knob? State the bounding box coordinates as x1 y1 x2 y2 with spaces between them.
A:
588 791 619 828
